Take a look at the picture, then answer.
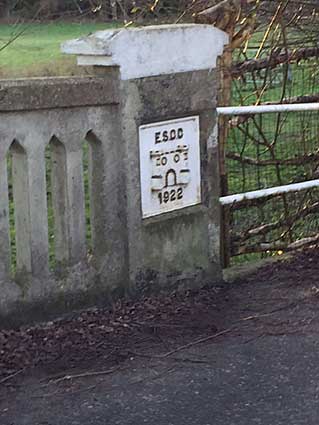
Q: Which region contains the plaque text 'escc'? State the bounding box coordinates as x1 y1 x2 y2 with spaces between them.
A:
139 116 201 218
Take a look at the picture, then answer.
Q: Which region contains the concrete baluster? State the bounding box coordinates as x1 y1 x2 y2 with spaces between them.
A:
65 143 86 265
11 140 49 276
26 144 49 276
50 138 69 267
0 153 11 280
11 142 32 274
85 135 101 257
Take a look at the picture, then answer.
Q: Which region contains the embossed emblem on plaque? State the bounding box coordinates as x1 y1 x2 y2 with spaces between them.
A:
139 116 201 218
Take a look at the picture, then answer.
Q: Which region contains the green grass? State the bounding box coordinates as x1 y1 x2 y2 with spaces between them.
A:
0 22 119 77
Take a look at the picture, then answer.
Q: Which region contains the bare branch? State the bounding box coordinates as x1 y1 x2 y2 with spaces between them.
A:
227 150 319 167
232 47 319 77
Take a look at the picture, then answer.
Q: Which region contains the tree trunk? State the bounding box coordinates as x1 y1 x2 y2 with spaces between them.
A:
110 0 118 20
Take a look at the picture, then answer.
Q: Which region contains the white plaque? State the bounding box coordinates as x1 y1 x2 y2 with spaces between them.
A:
139 116 201 218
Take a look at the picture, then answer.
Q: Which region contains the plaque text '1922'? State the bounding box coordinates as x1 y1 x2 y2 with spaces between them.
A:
139 116 201 218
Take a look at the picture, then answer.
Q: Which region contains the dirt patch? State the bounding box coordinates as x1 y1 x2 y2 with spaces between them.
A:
1 247 319 383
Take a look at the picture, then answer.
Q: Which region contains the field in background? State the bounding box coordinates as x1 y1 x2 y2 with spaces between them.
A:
0 22 117 77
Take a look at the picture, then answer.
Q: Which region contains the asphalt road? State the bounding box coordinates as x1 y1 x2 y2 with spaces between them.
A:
2 334 319 425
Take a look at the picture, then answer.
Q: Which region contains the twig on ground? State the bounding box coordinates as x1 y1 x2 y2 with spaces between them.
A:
40 349 118 384
160 328 234 358
49 366 121 385
33 385 97 399
130 367 177 385
243 333 267 344
244 328 304 345
0 369 24 385
238 295 315 322
129 350 212 364
154 331 172 351
132 321 197 329
131 297 312 359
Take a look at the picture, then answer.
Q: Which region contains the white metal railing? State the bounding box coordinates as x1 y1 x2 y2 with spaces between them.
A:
217 102 319 116
217 103 319 205
220 180 319 206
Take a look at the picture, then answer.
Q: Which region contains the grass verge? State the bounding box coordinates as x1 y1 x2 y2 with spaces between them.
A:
0 22 119 77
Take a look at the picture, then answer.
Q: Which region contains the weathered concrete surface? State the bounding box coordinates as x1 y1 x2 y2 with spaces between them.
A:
0 69 223 324
2 335 319 425
62 24 228 80
119 69 222 293
0 104 128 326
0 24 226 325
0 75 119 111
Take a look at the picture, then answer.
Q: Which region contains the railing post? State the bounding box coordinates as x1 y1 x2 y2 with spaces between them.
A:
63 24 228 293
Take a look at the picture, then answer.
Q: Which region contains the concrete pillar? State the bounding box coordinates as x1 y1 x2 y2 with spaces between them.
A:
62 24 228 294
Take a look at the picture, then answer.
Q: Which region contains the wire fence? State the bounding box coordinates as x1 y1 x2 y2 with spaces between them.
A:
226 60 319 264
220 0 319 265
227 109 319 194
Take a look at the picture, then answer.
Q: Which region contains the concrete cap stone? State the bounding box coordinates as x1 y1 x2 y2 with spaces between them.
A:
61 24 228 80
